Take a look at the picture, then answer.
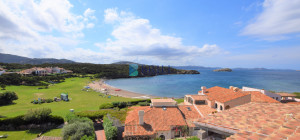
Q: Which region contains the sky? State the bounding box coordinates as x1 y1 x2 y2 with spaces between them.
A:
0 0 300 69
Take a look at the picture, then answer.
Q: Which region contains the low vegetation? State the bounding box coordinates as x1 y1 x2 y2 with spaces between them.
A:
31 98 54 104
0 91 18 106
293 92 300 99
62 113 95 140
103 116 117 140
174 98 184 104
75 108 129 123
0 108 64 129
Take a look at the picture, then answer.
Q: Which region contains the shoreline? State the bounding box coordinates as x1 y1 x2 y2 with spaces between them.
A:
89 79 161 99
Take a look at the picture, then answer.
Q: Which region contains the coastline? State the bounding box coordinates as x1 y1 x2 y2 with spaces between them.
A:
89 79 161 99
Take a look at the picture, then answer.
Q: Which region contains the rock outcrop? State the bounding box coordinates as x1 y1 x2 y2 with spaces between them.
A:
213 68 232 72
177 70 200 74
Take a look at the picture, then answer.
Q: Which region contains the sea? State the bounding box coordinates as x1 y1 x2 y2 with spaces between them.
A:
106 68 300 98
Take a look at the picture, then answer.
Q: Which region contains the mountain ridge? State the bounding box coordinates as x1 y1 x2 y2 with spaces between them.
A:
0 53 76 64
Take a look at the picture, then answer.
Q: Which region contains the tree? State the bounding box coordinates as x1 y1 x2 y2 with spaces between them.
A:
0 91 18 105
0 84 6 90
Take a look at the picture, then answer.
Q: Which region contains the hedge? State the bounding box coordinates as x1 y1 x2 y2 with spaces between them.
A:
109 99 151 109
0 115 64 127
75 109 129 123
138 101 150 106
99 103 114 109
103 116 117 140
75 110 108 121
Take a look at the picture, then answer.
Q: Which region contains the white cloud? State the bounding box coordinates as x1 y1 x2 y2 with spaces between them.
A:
97 8 223 64
0 0 98 62
104 8 120 23
242 0 300 40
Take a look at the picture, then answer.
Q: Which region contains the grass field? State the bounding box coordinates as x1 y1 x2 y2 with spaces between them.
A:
0 77 135 139
0 129 61 140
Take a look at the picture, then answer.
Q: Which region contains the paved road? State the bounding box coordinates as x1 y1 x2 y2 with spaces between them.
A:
94 121 106 140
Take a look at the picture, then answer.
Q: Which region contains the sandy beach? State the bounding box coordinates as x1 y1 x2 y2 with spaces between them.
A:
89 80 160 99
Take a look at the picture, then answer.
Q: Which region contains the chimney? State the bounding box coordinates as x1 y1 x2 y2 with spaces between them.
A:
233 87 239 92
201 86 206 95
138 110 144 125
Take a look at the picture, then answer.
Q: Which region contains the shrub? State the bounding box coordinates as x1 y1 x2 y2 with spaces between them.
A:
187 136 200 140
118 102 127 108
62 120 95 140
99 103 113 109
0 91 18 105
138 102 149 106
66 112 79 123
48 115 64 125
0 114 64 128
0 84 6 90
75 110 107 121
112 102 119 107
23 108 52 123
80 135 95 140
103 116 117 140
45 99 53 103
62 115 95 140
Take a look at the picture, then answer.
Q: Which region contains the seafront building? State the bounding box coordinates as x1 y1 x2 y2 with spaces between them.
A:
122 86 297 140
194 102 300 139
123 99 214 139
184 86 279 111
19 67 72 76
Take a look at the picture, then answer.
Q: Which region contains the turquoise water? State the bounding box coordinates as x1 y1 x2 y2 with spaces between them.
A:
106 69 300 97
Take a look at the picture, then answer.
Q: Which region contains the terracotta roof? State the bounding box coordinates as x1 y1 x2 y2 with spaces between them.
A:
202 86 248 103
245 91 280 103
151 99 176 103
195 102 300 140
276 92 297 97
190 95 207 100
194 105 216 117
178 105 201 127
124 106 187 136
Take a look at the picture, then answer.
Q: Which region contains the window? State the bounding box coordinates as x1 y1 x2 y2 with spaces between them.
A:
195 100 205 105
276 97 278 100
220 105 223 110
215 103 218 109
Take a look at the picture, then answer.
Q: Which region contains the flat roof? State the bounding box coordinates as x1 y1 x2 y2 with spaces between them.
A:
151 98 176 103
275 92 297 97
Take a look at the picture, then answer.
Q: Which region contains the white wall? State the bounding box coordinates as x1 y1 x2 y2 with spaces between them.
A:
0 70 5 76
157 130 172 139
242 86 281 101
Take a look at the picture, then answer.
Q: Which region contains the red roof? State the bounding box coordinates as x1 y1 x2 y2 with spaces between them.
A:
245 91 280 103
178 105 202 127
124 106 187 136
196 102 300 140
202 86 249 103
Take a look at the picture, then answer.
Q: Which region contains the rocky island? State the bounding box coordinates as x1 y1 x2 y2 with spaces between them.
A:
213 68 232 72
177 70 200 74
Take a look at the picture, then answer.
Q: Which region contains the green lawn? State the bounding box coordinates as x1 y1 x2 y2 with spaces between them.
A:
0 129 61 140
0 77 134 139
174 98 184 104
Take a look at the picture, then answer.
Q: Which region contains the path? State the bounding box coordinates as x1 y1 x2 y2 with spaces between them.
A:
94 121 106 140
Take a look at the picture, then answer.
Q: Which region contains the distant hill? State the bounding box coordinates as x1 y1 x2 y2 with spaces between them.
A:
111 61 141 65
0 53 76 64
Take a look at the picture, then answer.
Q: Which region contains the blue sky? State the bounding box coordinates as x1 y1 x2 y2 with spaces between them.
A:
0 0 300 69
